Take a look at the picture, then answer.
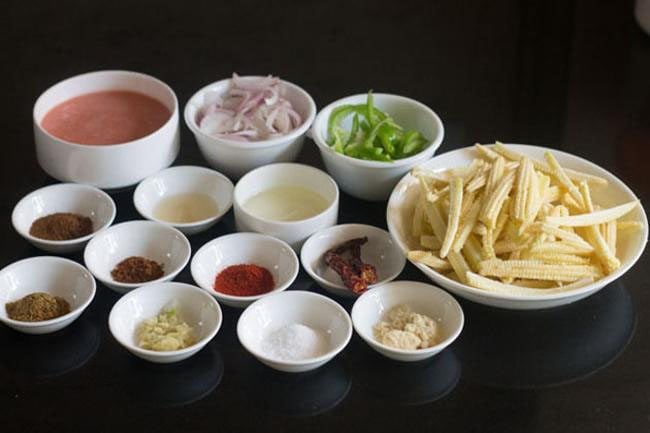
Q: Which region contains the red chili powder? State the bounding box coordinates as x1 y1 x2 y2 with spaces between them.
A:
214 264 275 296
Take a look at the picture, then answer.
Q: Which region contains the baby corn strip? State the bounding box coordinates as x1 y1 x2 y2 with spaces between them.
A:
584 227 620 274
481 170 516 228
408 251 451 271
562 192 583 212
493 198 511 241
545 200 639 227
513 158 533 221
448 251 470 283
420 235 442 250
529 241 594 256
494 240 529 255
545 186 560 203
450 159 484 181
462 234 483 271
482 229 496 259
412 168 450 184
525 171 541 220
544 151 584 210
532 222 594 251
492 142 608 186
486 156 505 195
466 171 488 193
473 223 488 236
604 221 617 256
412 192 425 237
478 259 601 282
460 191 476 216
475 143 500 160
526 252 591 265
427 186 449 203
617 221 643 232
423 201 447 243
440 177 463 258
512 279 558 289
453 197 482 252
467 272 593 296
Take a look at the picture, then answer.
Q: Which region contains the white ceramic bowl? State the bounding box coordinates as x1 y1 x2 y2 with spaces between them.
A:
300 224 406 298
0 256 96 335
184 76 316 179
387 144 649 310
233 163 339 249
12 183 116 253
133 165 234 235
351 281 464 362
237 290 352 373
33 70 180 189
108 282 222 363
84 220 191 293
191 233 299 308
311 93 444 201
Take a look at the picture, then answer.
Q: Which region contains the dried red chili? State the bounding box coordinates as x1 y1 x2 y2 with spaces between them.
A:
324 237 377 294
214 264 275 296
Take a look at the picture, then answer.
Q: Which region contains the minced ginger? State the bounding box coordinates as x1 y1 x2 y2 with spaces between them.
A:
373 304 439 350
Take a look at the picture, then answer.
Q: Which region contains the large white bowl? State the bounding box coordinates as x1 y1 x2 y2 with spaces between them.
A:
233 163 339 249
108 282 222 364
387 144 649 310
12 183 116 253
311 93 444 201
133 165 234 235
0 256 96 335
191 233 299 308
33 70 179 189
184 76 316 179
84 220 191 293
351 281 464 362
300 224 406 298
237 290 352 373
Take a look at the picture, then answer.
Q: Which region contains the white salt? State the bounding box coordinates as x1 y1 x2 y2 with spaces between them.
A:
261 323 329 361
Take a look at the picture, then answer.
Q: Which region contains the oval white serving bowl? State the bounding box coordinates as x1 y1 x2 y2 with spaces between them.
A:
387 144 649 310
133 165 234 235
108 282 222 363
184 76 316 179
12 183 116 253
33 70 180 189
351 281 464 362
237 290 352 373
84 220 191 293
311 93 444 201
0 256 96 335
191 233 299 308
300 224 406 298
233 163 339 250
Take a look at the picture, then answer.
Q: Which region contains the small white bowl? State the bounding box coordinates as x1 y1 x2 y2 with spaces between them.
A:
12 183 116 253
133 165 234 235
84 220 191 293
191 233 299 308
184 76 316 179
33 70 180 189
311 93 444 201
0 256 96 335
233 163 339 249
351 281 464 362
108 282 222 364
387 144 649 310
237 290 352 373
300 224 406 298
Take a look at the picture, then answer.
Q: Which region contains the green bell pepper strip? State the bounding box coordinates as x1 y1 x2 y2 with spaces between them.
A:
346 114 360 146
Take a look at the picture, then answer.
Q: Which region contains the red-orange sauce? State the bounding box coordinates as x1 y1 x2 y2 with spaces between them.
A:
41 90 171 145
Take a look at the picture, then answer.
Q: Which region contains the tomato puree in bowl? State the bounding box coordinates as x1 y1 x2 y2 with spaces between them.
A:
41 90 171 145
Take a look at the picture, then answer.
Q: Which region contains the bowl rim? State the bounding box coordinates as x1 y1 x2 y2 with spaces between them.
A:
108 282 223 357
33 69 179 149
133 165 234 229
83 220 192 290
184 75 317 149
311 92 445 168
386 143 650 303
236 290 353 366
11 183 117 247
351 280 464 356
0 256 97 328
233 162 339 227
190 232 299 302
300 223 407 294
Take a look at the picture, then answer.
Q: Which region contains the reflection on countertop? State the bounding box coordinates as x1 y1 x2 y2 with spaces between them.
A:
0 316 100 379
453 282 635 389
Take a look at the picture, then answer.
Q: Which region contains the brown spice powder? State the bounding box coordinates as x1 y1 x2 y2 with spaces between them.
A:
6 292 71 322
29 212 93 241
111 256 164 284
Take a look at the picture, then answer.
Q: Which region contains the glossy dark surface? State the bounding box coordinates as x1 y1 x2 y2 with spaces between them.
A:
2 1 649 432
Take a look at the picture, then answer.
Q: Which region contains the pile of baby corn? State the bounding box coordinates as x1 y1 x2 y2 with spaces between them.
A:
407 142 642 296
